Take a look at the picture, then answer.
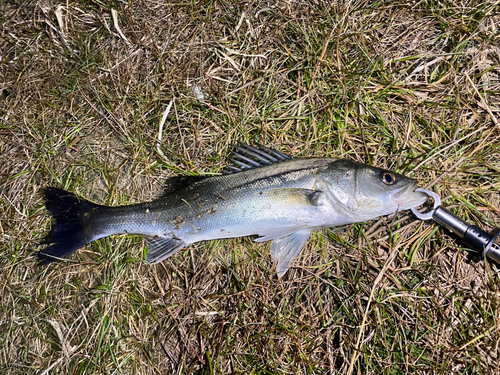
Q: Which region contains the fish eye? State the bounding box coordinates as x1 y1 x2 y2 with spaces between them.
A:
382 172 396 185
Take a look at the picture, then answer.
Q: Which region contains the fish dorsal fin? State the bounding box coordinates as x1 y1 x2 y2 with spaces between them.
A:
226 143 294 173
161 175 206 195
145 237 186 263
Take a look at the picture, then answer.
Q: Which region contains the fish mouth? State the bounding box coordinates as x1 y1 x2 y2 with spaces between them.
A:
390 181 429 210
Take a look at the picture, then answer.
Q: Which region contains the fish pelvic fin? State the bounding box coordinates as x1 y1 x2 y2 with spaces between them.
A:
145 237 186 263
271 229 312 278
39 187 101 265
255 226 313 277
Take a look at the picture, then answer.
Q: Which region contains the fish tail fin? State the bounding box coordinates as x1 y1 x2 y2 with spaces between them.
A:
38 187 99 265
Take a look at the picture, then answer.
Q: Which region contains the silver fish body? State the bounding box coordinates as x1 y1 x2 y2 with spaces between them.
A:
40 145 427 276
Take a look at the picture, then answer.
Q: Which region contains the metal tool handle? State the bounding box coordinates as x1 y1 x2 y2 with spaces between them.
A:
411 188 500 264
432 206 500 263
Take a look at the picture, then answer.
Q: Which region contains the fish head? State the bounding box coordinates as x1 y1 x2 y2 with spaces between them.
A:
317 160 428 219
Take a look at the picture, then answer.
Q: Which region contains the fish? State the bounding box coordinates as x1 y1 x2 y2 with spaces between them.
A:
38 143 428 277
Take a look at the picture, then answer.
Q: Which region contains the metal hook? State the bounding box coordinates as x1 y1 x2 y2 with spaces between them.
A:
410 188 442 220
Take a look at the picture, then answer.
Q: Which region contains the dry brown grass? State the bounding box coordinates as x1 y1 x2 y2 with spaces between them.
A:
1 0 500 374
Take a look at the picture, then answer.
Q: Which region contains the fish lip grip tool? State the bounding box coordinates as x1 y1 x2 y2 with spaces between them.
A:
411 188 500 264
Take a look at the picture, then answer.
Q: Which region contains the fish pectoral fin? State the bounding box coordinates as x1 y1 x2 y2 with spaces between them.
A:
267 188 322 207
269 229 312 278
145 237 186 263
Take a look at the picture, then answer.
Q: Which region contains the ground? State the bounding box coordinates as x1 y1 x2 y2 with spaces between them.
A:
1 0 500 374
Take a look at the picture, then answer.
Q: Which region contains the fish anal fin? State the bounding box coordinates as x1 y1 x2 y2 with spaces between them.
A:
270 229 312 278
145 236 186 263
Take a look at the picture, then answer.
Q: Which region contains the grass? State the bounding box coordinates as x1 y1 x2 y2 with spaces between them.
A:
1 0 500 373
